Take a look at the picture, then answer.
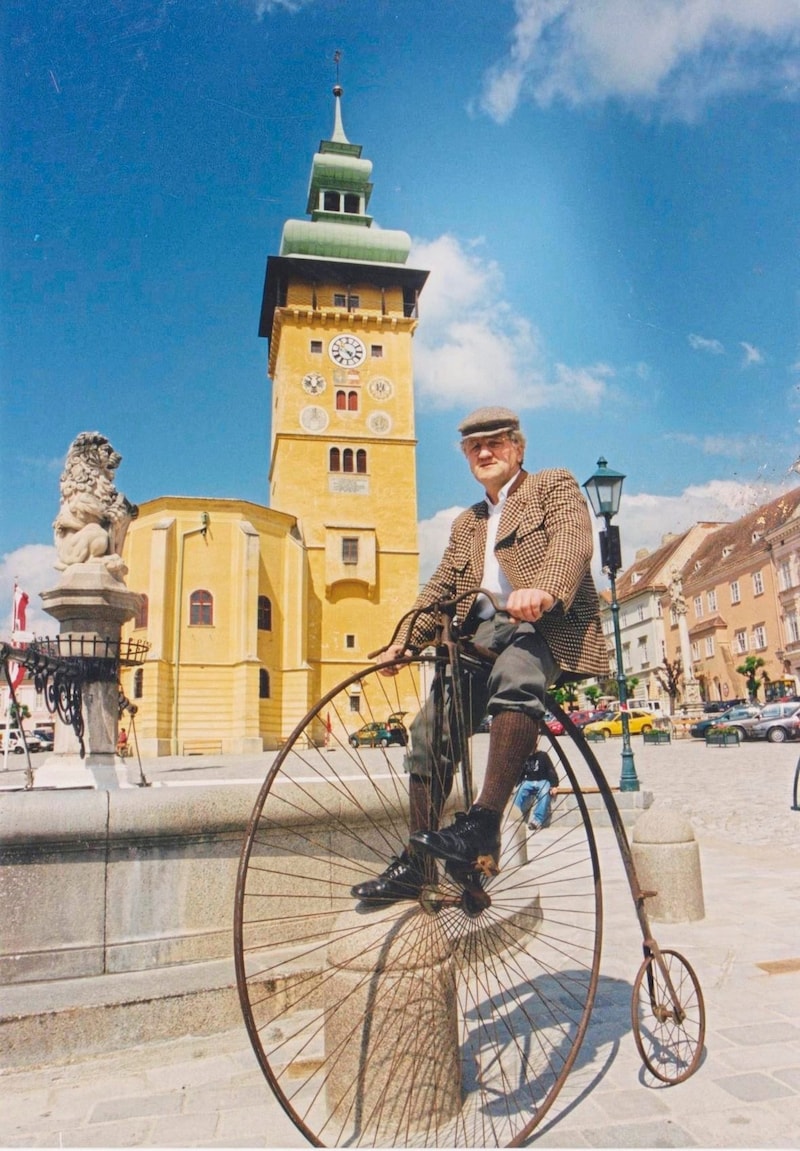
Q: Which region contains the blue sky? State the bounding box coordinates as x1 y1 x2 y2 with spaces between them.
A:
2 0 800 632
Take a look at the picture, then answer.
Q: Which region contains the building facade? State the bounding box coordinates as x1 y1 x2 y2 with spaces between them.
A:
120 89 429 754
660 487 800 705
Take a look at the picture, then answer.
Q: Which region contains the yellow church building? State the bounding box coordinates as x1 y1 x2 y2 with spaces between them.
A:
121 88 429 755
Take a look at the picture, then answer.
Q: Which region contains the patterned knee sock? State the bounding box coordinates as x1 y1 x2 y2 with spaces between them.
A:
476 711 539 815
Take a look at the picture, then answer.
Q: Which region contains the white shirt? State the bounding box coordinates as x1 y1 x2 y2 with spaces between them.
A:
476 473 517 618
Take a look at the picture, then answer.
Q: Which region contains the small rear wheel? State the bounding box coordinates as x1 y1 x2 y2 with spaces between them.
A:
631 949 705 1083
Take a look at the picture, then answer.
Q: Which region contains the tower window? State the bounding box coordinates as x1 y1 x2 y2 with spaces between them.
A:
356 449 367 474
343 449 354 473
333 292 360 310
310 340 322 354
336 390 347 410
259 669 271 699
329 447 341 471
345 634 356 649
189 589 213 626
323 190 340 211
342 538 359 564
347 390 359 411
343 193 360 214
370 344 383 358
258 595 272 631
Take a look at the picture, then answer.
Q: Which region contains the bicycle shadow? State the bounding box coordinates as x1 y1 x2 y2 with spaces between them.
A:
460 969 635 1137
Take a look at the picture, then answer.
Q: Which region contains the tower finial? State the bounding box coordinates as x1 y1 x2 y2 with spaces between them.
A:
330 53 349 145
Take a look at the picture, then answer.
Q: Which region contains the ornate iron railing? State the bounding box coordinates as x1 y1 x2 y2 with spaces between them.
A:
1 636 150 774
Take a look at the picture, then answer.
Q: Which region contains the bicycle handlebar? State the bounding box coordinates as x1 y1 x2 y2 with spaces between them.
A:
367 587 506 660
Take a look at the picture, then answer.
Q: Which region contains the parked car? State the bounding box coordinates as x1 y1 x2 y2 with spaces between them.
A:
566 710 608 730
1 729 43 754
747 702 800 743
702 699 746 713
582 709 656 738
349 719 408 748
34 729 55 752
688 705 760 740
544 711 564 737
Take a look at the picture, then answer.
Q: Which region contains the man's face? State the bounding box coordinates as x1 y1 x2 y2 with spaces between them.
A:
462 434 524 498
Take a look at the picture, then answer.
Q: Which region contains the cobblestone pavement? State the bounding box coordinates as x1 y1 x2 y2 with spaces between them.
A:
2 736 799 1147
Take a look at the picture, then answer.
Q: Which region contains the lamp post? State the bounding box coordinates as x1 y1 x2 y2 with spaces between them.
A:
583 457 640 793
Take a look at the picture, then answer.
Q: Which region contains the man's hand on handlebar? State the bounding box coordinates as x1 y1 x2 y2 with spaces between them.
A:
505 588 555 623
375 643 413 676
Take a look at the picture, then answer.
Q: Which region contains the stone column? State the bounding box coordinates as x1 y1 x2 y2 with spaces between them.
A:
35 562 141 789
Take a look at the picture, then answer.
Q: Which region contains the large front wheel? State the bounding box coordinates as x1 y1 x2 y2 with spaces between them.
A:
234 656 603 1147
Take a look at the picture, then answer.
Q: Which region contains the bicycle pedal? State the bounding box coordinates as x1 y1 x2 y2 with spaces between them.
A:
474 852 500 878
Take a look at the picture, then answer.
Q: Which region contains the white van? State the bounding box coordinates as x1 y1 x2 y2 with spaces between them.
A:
1 729 43 754
626 698 665 715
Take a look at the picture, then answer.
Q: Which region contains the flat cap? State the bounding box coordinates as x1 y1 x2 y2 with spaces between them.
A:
458 406 521 440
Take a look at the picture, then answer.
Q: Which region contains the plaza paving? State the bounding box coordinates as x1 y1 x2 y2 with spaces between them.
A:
1 735 799 1147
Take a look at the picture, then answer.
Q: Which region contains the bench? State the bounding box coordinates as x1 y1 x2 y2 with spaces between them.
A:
182 739 223 756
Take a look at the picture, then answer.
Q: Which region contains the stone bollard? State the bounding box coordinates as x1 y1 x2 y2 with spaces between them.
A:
324 903 461 1142
631 807 705 923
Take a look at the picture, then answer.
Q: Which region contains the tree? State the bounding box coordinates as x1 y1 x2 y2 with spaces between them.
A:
655 658 683 713
552 682 579 711
736 655 766 702
584 684 602 708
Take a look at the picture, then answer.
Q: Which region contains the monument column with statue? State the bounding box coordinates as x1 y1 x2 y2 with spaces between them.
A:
668 566 703 716
36 433 145 789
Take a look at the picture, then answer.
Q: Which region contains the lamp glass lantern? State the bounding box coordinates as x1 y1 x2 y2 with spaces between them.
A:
582 457 626 520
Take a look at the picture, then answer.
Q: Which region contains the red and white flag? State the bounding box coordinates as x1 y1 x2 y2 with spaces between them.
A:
8 584 30 691
12 585 29 635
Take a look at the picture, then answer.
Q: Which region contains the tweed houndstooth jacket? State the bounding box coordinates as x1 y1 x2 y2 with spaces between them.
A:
408 467 609 679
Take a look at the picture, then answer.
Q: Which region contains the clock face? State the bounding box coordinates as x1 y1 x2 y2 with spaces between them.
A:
329 334 366 368
368 376 393 400
302 372 326 395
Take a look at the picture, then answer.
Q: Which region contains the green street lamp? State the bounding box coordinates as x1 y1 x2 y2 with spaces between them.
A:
583 458 640 792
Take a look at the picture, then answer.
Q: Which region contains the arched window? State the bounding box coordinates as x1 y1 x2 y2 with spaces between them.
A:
342 449 354 473
133 668 144 699
189 589 213 626
347 390 358 411
134 594 149 629
323 190 340 212
259 669 270 699
335 390 347 410
356 449 367 474
257 596 272 631
343 193 360 214
329 447 341 471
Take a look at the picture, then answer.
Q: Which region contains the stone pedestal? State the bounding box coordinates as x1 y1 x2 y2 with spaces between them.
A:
324 904 461 1142
35 563 141 790
632 807 705 923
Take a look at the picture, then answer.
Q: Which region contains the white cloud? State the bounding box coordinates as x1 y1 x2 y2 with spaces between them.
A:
688 333 725 355
609 477 793 570
410 234 613 412
0 545 59 640
740 340 764 366
480 0 800 122
418 506 464 581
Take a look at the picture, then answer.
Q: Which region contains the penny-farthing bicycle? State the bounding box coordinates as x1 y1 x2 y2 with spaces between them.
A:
234 592 705 1147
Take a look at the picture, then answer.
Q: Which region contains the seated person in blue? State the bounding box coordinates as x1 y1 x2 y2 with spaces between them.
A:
513 749 559 831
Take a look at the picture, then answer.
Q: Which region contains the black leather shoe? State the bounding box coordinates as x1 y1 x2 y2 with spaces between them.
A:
351 849 433 904
410 806 502 876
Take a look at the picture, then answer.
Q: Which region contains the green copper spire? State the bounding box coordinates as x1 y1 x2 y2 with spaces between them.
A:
279 86 411 265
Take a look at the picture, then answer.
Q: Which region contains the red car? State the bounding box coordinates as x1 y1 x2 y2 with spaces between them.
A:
544 712 565 736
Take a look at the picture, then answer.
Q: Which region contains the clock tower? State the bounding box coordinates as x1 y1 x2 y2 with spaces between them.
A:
259 86 429 706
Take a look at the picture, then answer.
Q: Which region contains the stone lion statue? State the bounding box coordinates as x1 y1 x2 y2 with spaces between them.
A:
53 432 139 579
